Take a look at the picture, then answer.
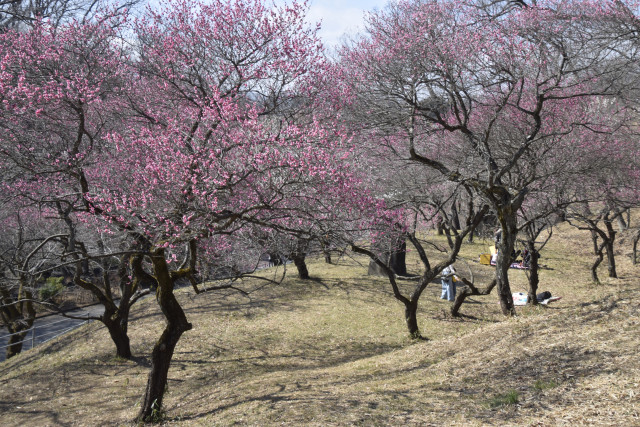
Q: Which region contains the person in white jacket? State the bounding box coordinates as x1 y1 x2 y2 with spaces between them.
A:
440 264 457 302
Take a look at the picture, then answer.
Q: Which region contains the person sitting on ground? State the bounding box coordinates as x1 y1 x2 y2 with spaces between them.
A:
511 249 521 263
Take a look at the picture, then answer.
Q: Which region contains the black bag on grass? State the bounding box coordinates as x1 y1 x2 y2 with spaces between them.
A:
536 291 552 301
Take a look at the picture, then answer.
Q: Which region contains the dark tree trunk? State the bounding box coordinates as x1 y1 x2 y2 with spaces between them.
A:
604 219 617 278
356 243 429 340
451 278 497 317
389 238 407 276
590 230 604 284
402 266 445 340
451 201 461 230
450 292 467 318
5 328 29 359
139 324 188 422
355 205 488 339
1 286 36 360
137 249 192 423
495 268 512 312
404 301 421 339
495 213 517 316
367 238 407 277
401 273 436 340
604 239 617 278
268 252 283 266
292 253 309 279
73 253 146 360
102 256 134 359
320 238 332 264
103 313 132 359
442 225 454 250
526 242 539 306
465 193 475 243
591 251 604 283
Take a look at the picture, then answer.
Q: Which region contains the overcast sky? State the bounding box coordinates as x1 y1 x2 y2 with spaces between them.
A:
305 0 387 48
270 0 388 49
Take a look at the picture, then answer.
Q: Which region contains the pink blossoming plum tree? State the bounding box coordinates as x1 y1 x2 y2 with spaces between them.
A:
83 0 371 421
1 0 369 420
0 12 156 361
339 0 640 316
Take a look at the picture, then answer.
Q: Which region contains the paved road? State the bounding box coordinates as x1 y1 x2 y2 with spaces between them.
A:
0 275 258 363
0 304 105 362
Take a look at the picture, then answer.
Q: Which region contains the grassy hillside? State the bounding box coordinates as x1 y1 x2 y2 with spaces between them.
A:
0 223 639 426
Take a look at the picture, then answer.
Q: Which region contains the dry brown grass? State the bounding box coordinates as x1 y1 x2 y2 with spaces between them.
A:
0 223 639 426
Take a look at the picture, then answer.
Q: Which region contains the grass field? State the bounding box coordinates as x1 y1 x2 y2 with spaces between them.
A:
0 223 639 426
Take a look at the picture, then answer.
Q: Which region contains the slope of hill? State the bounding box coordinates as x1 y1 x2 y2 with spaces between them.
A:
0 224 638 426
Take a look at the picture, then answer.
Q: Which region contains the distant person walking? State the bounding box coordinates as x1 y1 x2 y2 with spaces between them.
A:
440 264 457 302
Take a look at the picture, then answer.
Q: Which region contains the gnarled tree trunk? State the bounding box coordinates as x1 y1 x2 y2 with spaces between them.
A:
495 209 517 316
404 299 421 339
1 284 36 359
292 253 309 279
137 248 192 423
5 320 33 359
526 242 540 306
590 230 605 283
451 277 497 317
73 253 152 360
103 313 132 359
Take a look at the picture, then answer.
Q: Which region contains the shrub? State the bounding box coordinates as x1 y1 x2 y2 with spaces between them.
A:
39 277 65 301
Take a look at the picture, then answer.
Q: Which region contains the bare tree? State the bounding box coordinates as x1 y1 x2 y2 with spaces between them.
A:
0 0 141 30
0 206 64 359
338 0 640 316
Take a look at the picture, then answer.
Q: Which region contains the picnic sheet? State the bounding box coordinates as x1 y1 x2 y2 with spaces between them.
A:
491 261 529 269
512 292 562 306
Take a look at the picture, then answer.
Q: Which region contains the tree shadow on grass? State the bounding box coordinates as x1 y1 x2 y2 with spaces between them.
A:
167 384 287 422
0 362 138 427
0 407 74 427
184 276 394 319
171 337 406 377
171 288 637 425
451 343 617 425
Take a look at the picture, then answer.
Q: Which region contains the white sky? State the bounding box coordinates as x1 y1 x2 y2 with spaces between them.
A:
304 0 388 48
270 0 388 49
